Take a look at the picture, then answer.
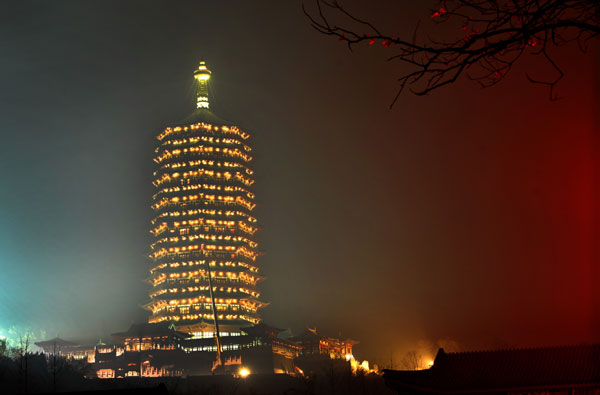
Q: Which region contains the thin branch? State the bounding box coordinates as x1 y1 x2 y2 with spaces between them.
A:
303 0 600 104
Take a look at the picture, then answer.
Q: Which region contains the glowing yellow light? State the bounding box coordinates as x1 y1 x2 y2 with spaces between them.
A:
148 65 265 331
239 367 250 378
428 360 434 368
194 62 211 80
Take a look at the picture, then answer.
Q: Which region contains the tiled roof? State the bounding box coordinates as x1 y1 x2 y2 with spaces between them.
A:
172 109 230 127
34 337 78 348
111 322 189 340
240 322 283 338
384 344 600 394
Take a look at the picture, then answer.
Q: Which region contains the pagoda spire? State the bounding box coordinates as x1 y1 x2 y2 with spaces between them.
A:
193 61 211 109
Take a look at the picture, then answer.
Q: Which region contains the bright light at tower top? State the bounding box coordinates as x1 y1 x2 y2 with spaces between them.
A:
194 61 211 81
194 61 211 109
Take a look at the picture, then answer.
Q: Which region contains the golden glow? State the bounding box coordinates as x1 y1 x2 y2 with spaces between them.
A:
194 61 211 109
238 367 250 378
346 354 380 376
157 123 250 142
151 193 255 211
148 68 262 326
154 145 253 163
152 169 254 188
152 209 257 225
194 62 211 81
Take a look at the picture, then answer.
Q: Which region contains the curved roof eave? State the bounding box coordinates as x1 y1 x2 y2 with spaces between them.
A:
170 109 232 127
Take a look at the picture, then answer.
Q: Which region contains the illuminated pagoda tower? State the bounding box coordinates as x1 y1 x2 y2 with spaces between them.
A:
145 62 264 340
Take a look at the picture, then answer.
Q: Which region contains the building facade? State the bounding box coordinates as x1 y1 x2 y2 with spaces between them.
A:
144 62 264 339
291 328 357 359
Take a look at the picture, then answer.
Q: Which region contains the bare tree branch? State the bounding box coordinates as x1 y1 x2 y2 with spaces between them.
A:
304 0 600 106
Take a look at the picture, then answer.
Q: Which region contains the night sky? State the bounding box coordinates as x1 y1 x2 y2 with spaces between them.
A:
0 1 598 363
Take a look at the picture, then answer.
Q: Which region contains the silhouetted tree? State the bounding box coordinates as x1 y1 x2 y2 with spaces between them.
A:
17 333 31 393
0 340 90 394
400 350 423 370
304 0 599 104
0 339 7 357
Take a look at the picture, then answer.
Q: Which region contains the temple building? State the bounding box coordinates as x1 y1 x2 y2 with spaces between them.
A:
34 62 360 379
291 328 357 359
145 61 265 341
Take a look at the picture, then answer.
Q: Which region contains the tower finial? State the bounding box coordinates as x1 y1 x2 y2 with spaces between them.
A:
193 61 211 109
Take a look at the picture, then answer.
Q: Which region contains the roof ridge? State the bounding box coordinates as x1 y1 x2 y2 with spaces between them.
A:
445 343 600 355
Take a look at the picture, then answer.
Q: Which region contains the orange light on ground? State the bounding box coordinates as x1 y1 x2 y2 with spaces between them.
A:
239 367 250 378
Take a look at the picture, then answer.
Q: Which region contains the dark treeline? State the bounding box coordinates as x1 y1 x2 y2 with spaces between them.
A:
0 338 90 394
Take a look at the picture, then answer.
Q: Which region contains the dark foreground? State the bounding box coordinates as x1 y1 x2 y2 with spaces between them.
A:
11 373 394 395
